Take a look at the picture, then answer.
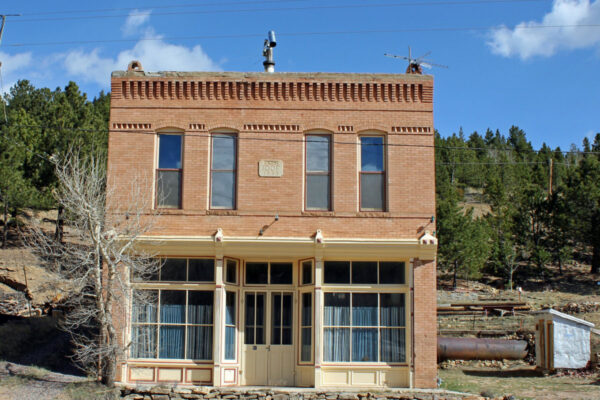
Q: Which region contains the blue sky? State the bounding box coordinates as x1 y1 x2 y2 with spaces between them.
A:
1 0 598 150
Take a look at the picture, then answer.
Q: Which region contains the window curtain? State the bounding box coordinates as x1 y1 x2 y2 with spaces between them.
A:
352 293 377 326
380 293 405 363
159 325 184 358
225 326 236 360
131 325 157 358
159 291 185 359
352 328 378 362
324 328 349 362
187 326 213 359
381 328 405 362
324 293 350 326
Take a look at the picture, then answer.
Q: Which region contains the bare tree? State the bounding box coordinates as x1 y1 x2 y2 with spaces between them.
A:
27 150 159 387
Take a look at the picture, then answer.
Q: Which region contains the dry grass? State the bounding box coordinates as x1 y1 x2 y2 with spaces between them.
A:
440 366 600 400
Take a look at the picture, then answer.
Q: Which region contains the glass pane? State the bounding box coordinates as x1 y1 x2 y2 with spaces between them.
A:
379 262 405 284
212 135 236 170
323 328 350 362
211 171 235 208
270 263 293 284
187 326 213 360
302 293 312 326
159 134 182 169
352 261 378 284
131 325 157 358
381 328 406 362
380 293 405 327
244 293 255 345
226 259 237 284
159 326 184 358
352 328 378 362
301 327 312 362
246 262 268 284
306 175 330 210
272 294 282 345
324 293 350 326
256 294 265 344
225 326 236 360
352 293 378 326
361 173 384 210
360 136 384 172
302 261 313 285
188 291 213 325
188 259 215 282
157 170 181 208
225 292 236 326
160 291 185 324
306 136 330 172
160 258 186 281
132 290 157 323
282 294 292 327
324 261 350 284
282 328 292 345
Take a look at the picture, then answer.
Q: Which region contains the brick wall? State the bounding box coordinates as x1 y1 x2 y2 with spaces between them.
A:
413 259 438 388
107 71 435 240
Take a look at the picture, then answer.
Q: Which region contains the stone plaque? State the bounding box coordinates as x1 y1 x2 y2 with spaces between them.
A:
259 160 283 177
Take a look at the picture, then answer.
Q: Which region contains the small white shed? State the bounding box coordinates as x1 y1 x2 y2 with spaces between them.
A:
534 309 595 370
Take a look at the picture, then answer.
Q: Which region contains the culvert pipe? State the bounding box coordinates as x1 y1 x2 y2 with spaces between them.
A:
438 336 528 361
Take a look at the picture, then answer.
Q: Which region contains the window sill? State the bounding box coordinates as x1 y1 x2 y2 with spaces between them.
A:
302 210 335 217
357 211 391 217
207 209 239 216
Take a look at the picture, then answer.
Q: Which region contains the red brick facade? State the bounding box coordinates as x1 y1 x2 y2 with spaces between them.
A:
108 70 437 388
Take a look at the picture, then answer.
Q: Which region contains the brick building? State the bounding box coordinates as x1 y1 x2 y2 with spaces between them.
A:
107 63 438 389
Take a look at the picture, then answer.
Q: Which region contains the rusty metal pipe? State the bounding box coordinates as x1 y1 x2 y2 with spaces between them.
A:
438 336 528 361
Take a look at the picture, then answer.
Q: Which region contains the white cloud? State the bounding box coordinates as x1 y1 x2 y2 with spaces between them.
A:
0 51 33 75
487 0 600 59
63 16 220 85
122 9 152 36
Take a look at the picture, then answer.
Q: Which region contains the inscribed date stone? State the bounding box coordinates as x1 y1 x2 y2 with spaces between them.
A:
259 160 283 177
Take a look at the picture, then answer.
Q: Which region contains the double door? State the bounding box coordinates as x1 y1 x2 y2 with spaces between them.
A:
243 291 295 386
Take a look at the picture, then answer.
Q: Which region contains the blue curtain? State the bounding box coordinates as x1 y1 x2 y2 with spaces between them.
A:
160 291 185 323
380 328 405 362
188 291 213 324
187 326 213 360
225 326 236 360
380 293 405 327
324 293 350 326
352 293 377 326
324 328 350 362
159 326 184 358
352 328 378 362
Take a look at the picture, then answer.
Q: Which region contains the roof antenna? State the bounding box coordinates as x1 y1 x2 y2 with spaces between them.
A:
384 46 448 75
262 30 276 73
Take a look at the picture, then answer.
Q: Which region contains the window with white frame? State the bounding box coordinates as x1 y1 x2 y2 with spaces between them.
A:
359 136 385 211
323 292 406 363
211 133 237 209
131 290 214 360
300 292 313 362
156 134 183 208
245 262 293 285
323 261 405 285
305 135 331 210
224 291 236 360
133 258 215 282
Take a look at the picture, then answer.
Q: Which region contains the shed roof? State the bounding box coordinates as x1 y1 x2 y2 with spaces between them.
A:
534 308 595 328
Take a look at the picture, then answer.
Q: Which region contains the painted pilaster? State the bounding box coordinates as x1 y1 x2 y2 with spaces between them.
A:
213 257 224 386
314 256 323 388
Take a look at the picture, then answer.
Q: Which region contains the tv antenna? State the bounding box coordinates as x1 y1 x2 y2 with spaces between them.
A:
384 46 447 75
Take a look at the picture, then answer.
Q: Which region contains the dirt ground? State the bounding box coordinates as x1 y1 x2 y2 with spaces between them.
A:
439 365 600 400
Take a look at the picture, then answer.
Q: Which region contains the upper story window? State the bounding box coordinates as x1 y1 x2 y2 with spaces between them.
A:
305 135 331 210
211 134 237 209
360 136 385 211
157 134 183 208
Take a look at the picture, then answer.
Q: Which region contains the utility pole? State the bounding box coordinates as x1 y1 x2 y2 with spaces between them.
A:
0 14 20 47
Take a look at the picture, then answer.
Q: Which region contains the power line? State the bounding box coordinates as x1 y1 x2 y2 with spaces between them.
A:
11 0 551 23
5 24 599 48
